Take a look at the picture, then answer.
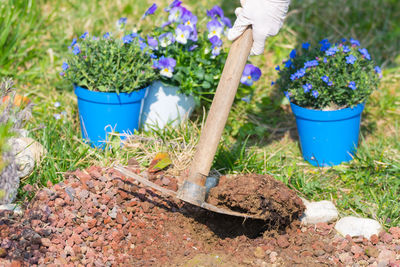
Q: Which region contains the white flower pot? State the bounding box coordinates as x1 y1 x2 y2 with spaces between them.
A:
141 81 196 131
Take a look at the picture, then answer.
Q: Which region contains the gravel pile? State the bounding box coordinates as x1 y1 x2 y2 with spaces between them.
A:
0 165 399 266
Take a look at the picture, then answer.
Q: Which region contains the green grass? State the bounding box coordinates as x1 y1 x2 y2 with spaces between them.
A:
3 0 400 228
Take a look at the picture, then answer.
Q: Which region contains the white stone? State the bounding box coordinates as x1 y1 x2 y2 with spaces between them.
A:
8 137 47 178
300 199 339 225
0 204 23 215
141 81 196 131
334 216 383 239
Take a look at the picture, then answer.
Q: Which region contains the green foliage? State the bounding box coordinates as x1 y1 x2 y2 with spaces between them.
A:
62 34 157 93
0 0 44 76
276 40 381 109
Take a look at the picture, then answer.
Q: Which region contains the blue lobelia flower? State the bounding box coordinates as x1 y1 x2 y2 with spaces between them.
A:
207 5 224 18
275 65 280 71
302 42 310 50
147 36 158 50
138 37 147 50
117 17 127 26
175 24 192 44
59 72 65 77
304 60 319 69
289 49 297 59
156 56 176 78
159 32 175 47
73 45 80 55
350 38 360 46
341 38 347 43
348 81 357 90
290 68 306 81
321 75 330 83
122 34 133 44
80 32 89 39
346 54 357 64
312 90 319 98
209 35 223 57
323 57 328 63
325 46 339 56
69 38 77 49
207 19 223 39
319 39 331 52
103 32 110 39
62 62 69 71
328 81 333 86
342 45 351 53
240 64 262 86
142 3 157 19
284 59 292 68
271 81 275 86
358 48 371 60
374 66 383 78
284 91 292 100
303 83 312 93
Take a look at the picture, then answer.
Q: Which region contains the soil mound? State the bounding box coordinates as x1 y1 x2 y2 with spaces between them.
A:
207 174 305 226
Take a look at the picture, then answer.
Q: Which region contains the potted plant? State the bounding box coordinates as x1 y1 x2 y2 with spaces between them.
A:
276 38 381 166
60 20 157 147
138 2 261 130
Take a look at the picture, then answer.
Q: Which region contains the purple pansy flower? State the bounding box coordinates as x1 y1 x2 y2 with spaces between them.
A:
155 56 176 78
73 45 80 55
207 19 223 39
189 44 198 51
175 24 192 44
304 60 319 69
221 16 232 28
168 6 183 23
142 3 157 19
209 36 223 57
240 64 262 86
302 42 310 50
147 36 158 50
303 83 312 93
159 32 175 47
350 38 360 47
325 46 339 56
312 90 319 98
80 32 88 39
358 48 371 60
189 26 198 42
207 5 224 18
346 54 357 64
348 81 357 90
165 0 181 11
289 49 296 59
181 9 197 30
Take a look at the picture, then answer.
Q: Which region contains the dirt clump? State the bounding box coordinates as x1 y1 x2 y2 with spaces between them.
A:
207 174 305 226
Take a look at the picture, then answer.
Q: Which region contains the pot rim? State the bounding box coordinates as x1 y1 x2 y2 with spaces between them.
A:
74 85 147 104
290 102 365 122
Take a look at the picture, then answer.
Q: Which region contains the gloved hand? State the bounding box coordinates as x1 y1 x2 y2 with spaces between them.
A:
228 0 290 55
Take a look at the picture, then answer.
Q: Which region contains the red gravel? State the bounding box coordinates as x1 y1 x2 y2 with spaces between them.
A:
1 165 400 266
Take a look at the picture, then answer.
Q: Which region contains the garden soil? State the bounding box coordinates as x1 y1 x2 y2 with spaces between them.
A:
1 164 400 266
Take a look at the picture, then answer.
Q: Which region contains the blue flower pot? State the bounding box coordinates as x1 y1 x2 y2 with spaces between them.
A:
290 102 365 167
74 85 147 148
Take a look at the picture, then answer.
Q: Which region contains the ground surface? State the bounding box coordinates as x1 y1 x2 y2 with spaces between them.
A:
1 165 400 266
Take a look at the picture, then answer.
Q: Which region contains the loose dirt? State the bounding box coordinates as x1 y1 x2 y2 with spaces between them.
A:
0 165 399 266
207 174 305 226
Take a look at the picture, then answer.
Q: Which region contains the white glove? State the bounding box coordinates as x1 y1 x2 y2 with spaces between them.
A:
228 0 290 55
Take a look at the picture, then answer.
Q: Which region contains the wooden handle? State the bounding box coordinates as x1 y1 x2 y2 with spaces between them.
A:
187 28 253 186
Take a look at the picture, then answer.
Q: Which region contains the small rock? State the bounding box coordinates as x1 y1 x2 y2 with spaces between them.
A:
23 184 34 192
269 251 278 263
351 245 364 255
381 232 393 244
334 216 383 239
254 247 265 259
313 249 325 257
116 212 127 225
54 198 64 207
0 247 7 257
300 199 338 224
65 187 75 201
364 246 379 258
338 252 352 265
41 238 52 247
161 177 170 186
0 204 23 215
377 249 396 266
276 235 290 248
370 234 379 245
109 206 118 219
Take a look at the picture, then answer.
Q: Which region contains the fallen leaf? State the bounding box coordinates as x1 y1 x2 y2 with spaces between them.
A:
148 152 172 173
